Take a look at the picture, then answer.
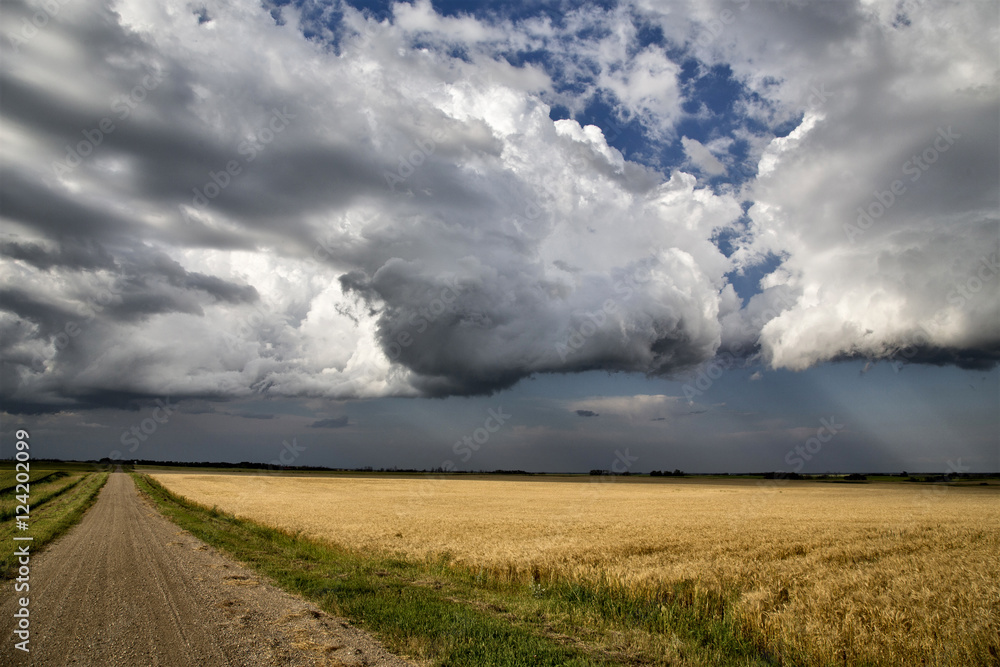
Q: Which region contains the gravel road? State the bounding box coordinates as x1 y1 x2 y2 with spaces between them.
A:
1 472 415 666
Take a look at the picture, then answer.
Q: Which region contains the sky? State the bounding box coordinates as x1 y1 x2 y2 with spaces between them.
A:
1 0 998 473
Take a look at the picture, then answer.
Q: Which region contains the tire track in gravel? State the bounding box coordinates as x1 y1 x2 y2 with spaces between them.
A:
1 471 415 666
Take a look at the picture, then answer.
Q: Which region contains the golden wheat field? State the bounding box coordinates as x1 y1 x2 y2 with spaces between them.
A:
151 473 1000 665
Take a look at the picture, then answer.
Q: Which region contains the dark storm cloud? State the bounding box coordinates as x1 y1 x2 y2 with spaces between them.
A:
0 0 996 415
0 288 83 338
575 409 599 417
830 345 1000 373
231 411 276 420
0 239 117 272
309 416 349 428
0 245 257 324
142 252 258 304
0 167 139 239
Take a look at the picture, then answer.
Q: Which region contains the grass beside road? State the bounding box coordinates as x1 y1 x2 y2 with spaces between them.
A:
0 470 68 495
0 466 110 578
133 472 770 666
0 472 85 521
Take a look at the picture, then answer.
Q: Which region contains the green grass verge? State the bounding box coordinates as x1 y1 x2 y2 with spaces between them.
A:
133 473 773 666
0 470 68 496
0 470 110 578
0 473 85 521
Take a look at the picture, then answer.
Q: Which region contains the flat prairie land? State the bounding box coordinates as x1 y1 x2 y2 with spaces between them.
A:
152 473 1000 665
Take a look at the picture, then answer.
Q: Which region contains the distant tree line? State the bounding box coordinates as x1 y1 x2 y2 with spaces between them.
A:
586 469 685 477
98 459 535 475
762 472 867 481
3 459 994 482
905 472 974 483
107 458 340 471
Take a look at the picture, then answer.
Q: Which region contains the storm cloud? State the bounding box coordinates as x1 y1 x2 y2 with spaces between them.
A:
1 0 996 414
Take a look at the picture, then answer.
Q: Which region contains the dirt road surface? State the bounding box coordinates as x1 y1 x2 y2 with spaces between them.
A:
1 472 414 666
